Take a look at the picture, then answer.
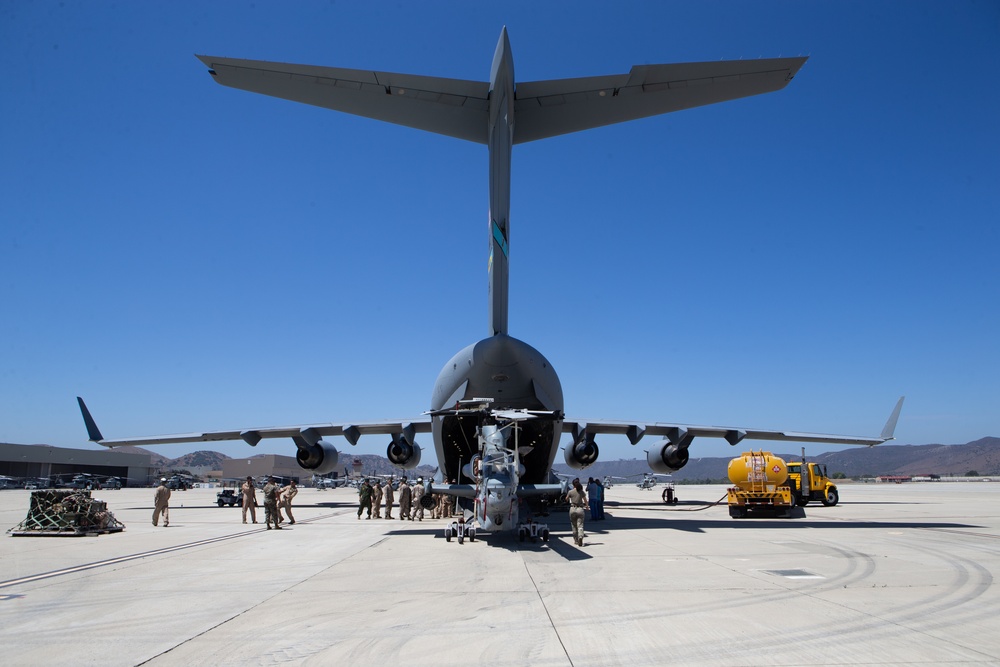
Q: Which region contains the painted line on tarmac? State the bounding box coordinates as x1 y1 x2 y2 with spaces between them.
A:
0 511 343 590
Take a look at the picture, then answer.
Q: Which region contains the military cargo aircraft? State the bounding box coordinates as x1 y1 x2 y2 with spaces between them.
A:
78 29 903 537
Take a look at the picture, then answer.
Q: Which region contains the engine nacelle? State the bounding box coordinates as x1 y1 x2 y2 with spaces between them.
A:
295 439 340 475
387 438 422 469
563 438 599 470
647 440 690 474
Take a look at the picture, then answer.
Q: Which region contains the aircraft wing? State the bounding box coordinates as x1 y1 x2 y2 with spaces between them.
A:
562 396 905 448
513 57 808 143
196 55 490 143
196 54 805 146
77 397 430 448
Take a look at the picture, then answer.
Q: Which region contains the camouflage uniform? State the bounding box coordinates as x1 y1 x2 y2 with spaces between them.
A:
357 481 372 519
263 480 282 529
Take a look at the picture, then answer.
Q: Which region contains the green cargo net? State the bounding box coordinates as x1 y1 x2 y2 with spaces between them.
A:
8 490 125 537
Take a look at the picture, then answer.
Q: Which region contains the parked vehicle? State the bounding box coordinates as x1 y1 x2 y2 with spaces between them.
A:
217 489 240 507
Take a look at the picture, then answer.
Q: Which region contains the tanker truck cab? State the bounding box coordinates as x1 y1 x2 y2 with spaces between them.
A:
786 461 838 507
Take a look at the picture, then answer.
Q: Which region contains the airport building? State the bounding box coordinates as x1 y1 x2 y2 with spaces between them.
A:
0 442 154 487
221 454 301 483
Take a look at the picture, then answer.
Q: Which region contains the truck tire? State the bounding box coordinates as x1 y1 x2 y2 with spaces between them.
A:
218 500 224 507
822 488 839 507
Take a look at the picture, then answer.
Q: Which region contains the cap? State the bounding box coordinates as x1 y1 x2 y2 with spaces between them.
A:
160 478 167 482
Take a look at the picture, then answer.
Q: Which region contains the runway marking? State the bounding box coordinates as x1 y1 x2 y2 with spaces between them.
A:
0 511 342 590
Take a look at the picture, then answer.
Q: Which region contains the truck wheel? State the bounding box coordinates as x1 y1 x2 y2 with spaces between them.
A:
218 500 224 507
822 488 839 507
729 506 744 519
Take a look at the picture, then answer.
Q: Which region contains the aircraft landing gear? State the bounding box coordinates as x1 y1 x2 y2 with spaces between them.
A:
517 520 549 544
444 519 476 544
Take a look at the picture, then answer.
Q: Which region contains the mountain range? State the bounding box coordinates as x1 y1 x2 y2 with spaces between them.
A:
118 437 999 481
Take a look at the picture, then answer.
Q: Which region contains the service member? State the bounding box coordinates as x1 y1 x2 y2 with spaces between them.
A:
358 479 373 520
152 477 171 527
567 478 588 547
371 479 383 519
280 479 298 525
262 476 282 530
410 478 426 521
383 478 394 520
398 477 412 520
241 476 258 524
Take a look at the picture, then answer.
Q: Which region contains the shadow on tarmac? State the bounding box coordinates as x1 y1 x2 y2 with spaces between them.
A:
602 513 983 533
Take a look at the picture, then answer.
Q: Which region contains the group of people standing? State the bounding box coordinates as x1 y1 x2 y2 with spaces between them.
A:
357 477 451 521
241 476 298 530
152 472 607 547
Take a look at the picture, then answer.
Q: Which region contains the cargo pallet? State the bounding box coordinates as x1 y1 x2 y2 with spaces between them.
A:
8 489 125 537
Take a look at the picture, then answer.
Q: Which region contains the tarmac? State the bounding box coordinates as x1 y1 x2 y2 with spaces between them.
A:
2 481 999 666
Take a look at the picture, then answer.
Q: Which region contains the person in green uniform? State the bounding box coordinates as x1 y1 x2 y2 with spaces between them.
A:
262 476 282 530
358 479 373 520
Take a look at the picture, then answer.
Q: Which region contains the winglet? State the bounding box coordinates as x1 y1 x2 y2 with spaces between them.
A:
76 397 105 443
879 396 905 441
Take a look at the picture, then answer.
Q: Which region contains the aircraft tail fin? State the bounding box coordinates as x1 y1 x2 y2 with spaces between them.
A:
76 397 105 443
880 396 905 441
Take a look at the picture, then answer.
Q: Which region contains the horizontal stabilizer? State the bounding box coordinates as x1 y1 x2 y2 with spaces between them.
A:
513 57 808 143
197 55 490 143
196 54 806 147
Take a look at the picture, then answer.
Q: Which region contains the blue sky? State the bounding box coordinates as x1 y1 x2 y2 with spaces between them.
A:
2 1 998 466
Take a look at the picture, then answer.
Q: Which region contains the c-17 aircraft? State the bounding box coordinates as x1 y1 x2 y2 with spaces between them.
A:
78 28 904 538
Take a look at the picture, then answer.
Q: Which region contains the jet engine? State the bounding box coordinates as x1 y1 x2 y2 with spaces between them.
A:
294 438 340 475
387 437 422 469
563 437 599 470
647 440 690 474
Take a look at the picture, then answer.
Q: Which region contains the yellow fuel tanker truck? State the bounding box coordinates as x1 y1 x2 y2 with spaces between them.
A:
726 451 795 518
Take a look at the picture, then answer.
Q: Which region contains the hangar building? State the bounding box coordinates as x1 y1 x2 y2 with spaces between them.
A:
0 442 154 487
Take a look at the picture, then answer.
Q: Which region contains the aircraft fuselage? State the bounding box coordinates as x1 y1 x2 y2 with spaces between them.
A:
429 31 564 490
